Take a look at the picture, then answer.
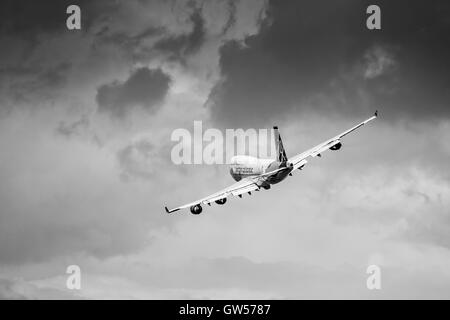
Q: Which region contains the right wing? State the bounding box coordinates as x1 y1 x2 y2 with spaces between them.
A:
164 166 289 213
289 111 378 170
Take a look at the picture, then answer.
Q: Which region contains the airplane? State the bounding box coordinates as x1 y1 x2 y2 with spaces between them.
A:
165 111 378 214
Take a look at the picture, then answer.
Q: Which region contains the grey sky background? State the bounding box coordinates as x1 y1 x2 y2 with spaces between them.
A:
0 0 449 299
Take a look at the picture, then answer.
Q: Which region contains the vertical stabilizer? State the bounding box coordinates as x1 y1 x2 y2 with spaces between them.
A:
273 126 288 163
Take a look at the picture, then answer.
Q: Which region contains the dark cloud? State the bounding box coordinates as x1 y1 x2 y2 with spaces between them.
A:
94 26 164 63
221 0 237 36
0 1 206 115
96 67 171 118
0 0 108 113
208 0 450 127
0 62 72 112
153 7 206 62
0 0 115 38
0 0 75 36
82 4 207 65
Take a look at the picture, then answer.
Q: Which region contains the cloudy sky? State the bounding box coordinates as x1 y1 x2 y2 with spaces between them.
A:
1 0 450 299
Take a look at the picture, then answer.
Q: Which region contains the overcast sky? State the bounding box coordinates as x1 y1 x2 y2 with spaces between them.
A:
1 0 450 299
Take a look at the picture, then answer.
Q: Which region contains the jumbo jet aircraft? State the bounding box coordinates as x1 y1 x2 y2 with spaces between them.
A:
165 111 378 214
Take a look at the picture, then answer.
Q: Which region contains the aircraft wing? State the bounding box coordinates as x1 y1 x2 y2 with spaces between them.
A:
164 166 290 213
289 111 378 170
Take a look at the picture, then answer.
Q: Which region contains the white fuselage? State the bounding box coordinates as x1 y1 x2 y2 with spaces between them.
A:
229 155 292 185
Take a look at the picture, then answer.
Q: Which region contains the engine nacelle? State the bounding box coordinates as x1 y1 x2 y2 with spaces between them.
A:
330 142 342 151
215 198 227 205
190 204 203 215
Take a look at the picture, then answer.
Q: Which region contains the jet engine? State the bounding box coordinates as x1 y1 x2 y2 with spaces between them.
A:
330 142 342 150
215 198 227 205
190 204 203 215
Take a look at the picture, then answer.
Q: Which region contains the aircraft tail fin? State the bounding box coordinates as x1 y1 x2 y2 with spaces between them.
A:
273 126 288 163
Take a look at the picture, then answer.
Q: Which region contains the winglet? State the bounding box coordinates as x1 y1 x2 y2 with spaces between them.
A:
165 206 180 214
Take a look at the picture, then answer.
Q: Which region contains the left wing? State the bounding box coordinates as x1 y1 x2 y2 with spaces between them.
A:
164 166 289 213
289 111 378 170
